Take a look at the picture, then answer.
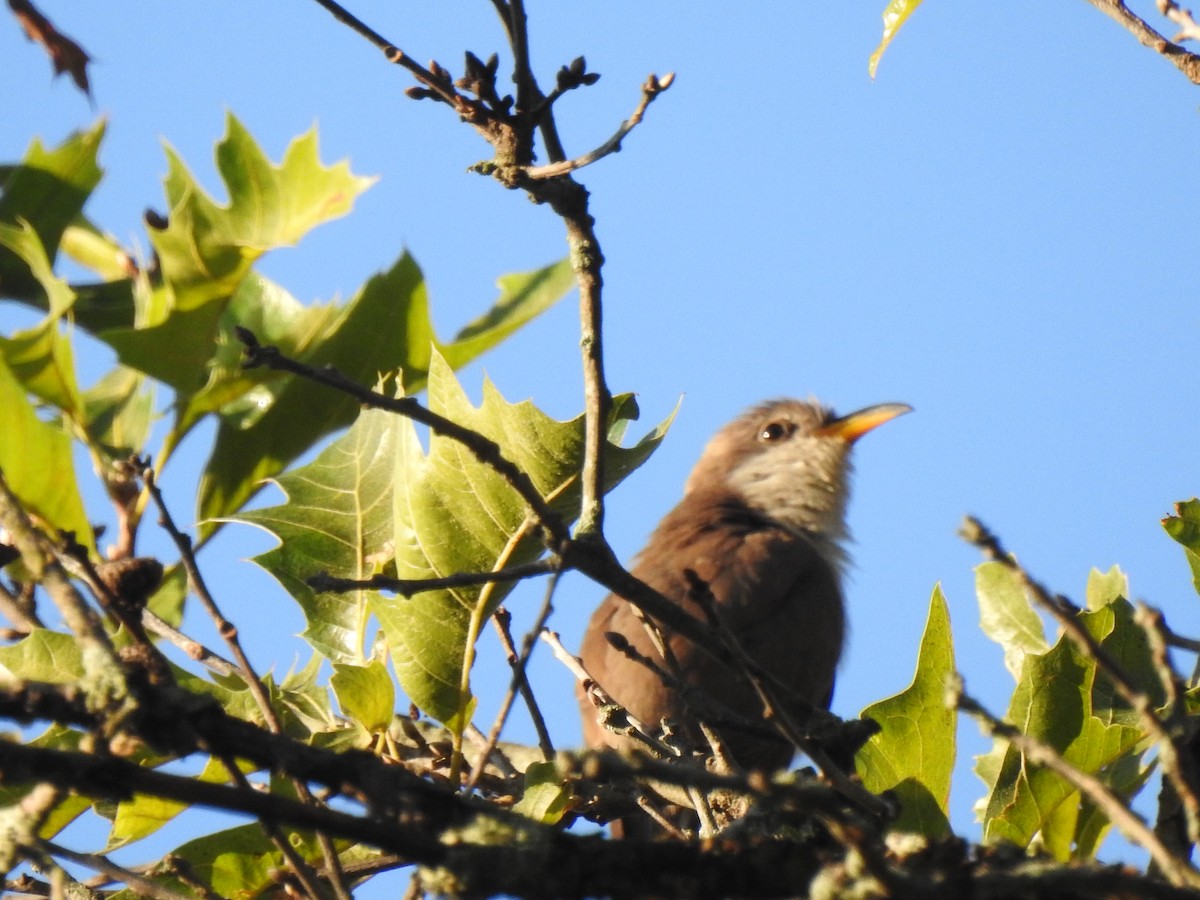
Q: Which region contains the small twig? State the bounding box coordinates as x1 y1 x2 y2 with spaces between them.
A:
138 460 351 900
309 560 557 597
683 571 888 818
140 610 238 677
1137 603 1200 856
540 627 674 757
236 330 568 546
139 460 282 730
467 577 560 792
523 73 675 179
0 575 41 632
952 675 1200 889
36 840 193 900
963 516 1200 847
1159 0 1200 42
307 0 471 111
1083 0 1200 83
214 755 328 900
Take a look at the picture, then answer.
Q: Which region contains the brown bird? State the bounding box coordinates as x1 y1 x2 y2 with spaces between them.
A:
577 398 911 775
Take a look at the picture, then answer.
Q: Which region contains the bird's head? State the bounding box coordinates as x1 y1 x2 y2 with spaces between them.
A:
685 398 911 547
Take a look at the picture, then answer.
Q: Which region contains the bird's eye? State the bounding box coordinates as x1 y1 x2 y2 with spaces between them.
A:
759 420 795 441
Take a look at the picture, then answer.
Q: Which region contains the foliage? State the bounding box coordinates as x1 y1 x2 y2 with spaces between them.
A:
1 4 1199 898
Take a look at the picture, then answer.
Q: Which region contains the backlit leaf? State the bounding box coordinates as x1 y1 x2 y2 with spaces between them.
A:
1164 499 1200 595
975 561 1048 680
857 586 955 836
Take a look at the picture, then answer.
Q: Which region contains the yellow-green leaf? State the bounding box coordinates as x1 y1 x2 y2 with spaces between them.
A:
857 586 955 836
869 0 925 78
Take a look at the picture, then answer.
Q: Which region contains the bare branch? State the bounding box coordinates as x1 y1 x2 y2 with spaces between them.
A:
962 515 1200 848
236 329 569 546
1082 0 1200 83
1159 0 1200 41
523 73 675 180
309 559 559 597
36 840 194 900
952 676 1200 890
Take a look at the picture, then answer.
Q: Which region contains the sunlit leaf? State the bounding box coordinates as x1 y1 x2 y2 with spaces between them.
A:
100 112 374 394
975 561 1048 680
869 0 924 78
0 356 92 551
379 353 671 727
197 254 574 534
0 121 104 305
108 756 246 850
857 586 955 836
0 629 83 683
233 405 398 663
513 760 571 825
81 367 154 466
1164 499 1200 595
1085 565 1128 611
978 595 1156 860
332 659 396 733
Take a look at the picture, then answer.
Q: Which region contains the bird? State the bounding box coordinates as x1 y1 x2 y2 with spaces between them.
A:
577 398 911 779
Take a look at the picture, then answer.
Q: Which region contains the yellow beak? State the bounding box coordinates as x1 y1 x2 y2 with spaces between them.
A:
815 402 913 443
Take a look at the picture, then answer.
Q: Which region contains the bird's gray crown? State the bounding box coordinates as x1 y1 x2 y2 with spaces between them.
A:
685 398 854 566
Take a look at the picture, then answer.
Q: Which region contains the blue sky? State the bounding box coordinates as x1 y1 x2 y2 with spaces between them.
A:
4 0 1199 877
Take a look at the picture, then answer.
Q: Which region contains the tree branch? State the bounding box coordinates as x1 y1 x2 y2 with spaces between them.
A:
1082 0 1200 83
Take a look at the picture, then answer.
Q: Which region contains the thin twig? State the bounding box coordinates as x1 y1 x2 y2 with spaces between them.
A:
523 73 675 179
1083 0 1200 83
962 515 1200 847
309 560 558 597
307 0 469 110
236 330 568 546
36 840 193 900
139 461 282 730
952 676 1200 889
139 461 351 900
214 754 328 900
467 576 560 792
140 610 238 677
1159 0 1200 41
0 575 41 632
540 627 674 757
1137 603 1200 859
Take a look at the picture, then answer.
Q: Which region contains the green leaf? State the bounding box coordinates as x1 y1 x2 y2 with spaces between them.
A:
856 586 956 837
109 756 245 850
100 112 374 393
0 356 93 552
1085 565 1128 611
233 405 398 663
869 0 925 78
439 261 576 369
0 122 104 304
154 112 375 313
513 760 571 825
0 221 82 416
379 354 671 727
81 367 154 466
0 629 83 682
196 254 574 533
975 561 1048 680
1164 499 1200 595
331 660 396 733
0 727 91 839
978 597 1156 859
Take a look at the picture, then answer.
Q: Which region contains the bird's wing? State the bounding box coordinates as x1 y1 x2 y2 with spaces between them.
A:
577 491 845 756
